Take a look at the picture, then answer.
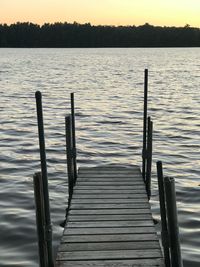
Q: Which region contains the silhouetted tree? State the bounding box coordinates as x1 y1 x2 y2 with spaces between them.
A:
0 22 199 47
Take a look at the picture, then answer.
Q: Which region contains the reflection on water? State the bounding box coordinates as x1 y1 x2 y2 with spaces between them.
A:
0 48 200 266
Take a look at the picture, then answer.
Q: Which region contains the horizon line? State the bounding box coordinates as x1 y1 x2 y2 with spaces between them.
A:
1 21 199 29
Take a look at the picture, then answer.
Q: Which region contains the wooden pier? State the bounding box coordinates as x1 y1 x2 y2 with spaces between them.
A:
33 70 182 267
55 165 164 267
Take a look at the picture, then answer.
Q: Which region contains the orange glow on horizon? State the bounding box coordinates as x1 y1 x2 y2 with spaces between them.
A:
0 0 199 28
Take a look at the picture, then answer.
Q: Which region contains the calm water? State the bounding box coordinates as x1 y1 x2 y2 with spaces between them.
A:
0 48 200 266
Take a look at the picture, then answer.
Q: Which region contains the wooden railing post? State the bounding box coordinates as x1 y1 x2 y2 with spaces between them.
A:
146 116 153 200
65 115 74 205
165 176 183 267
70 92 77 183
35 91 54 267
33 172 48 267
156 161 171 267
142 69 148 182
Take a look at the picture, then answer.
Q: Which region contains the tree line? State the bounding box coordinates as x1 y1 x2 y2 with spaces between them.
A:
0 22 199 47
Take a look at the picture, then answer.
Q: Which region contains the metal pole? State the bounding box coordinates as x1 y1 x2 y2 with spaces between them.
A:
35 91 54 267
146 116 153 200
65 115 74 205
70 92 77 182
142 69 148 182
156 161 171 267
33 172 48 267
165 176 183 267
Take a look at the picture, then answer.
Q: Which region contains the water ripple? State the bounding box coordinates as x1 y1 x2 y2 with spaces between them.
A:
0 48 200 266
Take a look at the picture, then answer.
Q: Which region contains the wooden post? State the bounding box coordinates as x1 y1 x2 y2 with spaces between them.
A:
33 172 48 267
70 92 77 183
142 69 148 182
65 115 74 204
146 116 153 200
35 91 54 267
165 176 183 267
156 161 171 267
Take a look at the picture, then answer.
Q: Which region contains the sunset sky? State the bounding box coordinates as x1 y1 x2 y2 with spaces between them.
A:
1 0 200 27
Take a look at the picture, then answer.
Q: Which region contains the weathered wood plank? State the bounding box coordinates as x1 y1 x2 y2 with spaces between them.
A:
75 186 145 190
79 172 141 175
78 174 141 179
70 203 149 210
73 189 146 194
79 166 140 171
78 171 141 175
68 214 152 222
79 168 140 173
67 220 153 228
76 181 144 185
72 194 147 199
56 258 165 267
61 233 159 243
69 209 151 215
71 198 147 204
58 241 160 252
64 227 156 235
57 249 162 260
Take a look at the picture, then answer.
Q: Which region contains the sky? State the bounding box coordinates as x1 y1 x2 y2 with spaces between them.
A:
0 0 200 27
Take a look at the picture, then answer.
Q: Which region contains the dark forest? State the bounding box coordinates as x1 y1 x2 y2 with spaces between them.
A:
0 22 200 47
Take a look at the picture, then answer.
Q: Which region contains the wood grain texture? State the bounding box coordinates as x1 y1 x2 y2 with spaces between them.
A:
61 233 159 243
70 203 150 210
58 241 160 252
67 221 153 228
71 198 147 204
56 166 164 266
57 249 162 260
68 214 152 222
64 227 156 235
69 209 151 215
72 193 147 199
56 258 165 267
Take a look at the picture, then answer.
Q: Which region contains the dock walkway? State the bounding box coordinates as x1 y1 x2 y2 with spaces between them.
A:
56 165 164 267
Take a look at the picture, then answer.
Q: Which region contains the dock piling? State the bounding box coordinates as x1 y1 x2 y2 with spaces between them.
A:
165 176 183 267
156 161 171 267
65 115 74 205
70 93 77 182
142 69 148 182
33 172 48 267
146 116 153 200
35 91 54 267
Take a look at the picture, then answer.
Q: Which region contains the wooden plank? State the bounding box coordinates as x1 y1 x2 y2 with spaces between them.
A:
76 181 144 185
70 203 150 210
77 179 143 182
71 198 147 204
73 189 146 194
78 174 141 177
56 258 165 267
79 172 140 175
69 209 151 215
78 170 141 175
58 241 160 252
56 249 162 261
61 233 159 243
79 167 140 171
78 174 141 178
79 166 140 171
64 227 156 235
74 186 145 190
67 221 153 228
68 214 152 222
72 194 147 199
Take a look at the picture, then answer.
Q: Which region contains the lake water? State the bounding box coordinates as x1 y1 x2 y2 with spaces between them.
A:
0 48 200 266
